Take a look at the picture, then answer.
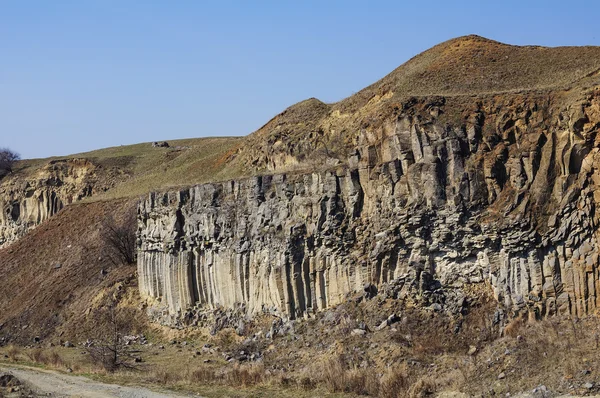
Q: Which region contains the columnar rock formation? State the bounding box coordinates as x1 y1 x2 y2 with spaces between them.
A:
1 35 594 327
138 89 600 324
0 159 96 247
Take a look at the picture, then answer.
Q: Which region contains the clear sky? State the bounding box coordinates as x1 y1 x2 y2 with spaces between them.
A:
1 1 599 159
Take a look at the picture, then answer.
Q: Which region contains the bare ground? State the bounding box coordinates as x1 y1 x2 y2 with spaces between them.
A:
0 365 194 398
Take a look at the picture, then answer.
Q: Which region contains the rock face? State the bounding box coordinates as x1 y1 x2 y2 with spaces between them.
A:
0 159 96 247
137 89 600 324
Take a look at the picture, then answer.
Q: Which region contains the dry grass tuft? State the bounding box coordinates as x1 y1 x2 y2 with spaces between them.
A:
225 363 265 387
147 363 266 389
322 357 346 393
6 345 21 361
188 367 216 384
407 377 436 398
320 356 415 396
503 312 527 337
26 348 48 364
25 348 66 368
148 368 184 385
380 367 411 398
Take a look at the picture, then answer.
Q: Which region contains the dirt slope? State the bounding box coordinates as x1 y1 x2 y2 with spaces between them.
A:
339 35 600 111
0 199 143 344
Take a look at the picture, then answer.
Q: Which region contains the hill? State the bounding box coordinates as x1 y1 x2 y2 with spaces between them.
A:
339 35 600 110
6 35 600 192
2 35 600 397
10 137 243 201
236 35 600 173
3 33 600 336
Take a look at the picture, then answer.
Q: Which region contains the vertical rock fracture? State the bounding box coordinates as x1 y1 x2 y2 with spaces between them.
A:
137 92 600 324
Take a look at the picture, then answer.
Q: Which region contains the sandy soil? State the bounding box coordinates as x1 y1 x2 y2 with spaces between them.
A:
0 365 194 398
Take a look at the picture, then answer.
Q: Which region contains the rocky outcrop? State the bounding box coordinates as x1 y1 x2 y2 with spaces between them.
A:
0 159 96 247
137 90 600 325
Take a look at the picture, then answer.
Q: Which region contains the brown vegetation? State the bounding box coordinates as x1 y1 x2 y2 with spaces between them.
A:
0 199 145 345
3 310 600 397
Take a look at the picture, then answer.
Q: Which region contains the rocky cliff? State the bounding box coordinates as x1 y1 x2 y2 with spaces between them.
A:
0 159 98 247
0 136 243 250
138 70 600 324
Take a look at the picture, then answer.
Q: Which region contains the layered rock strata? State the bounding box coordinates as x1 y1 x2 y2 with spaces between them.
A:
0 159 96 247
138 91 600 324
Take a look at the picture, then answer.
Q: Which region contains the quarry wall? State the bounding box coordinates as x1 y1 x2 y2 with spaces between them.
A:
137 93 600 324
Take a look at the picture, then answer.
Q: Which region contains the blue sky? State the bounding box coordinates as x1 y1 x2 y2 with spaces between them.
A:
1 1 599 159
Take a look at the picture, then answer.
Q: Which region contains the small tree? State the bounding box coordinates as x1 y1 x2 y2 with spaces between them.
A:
85 301 140 372
101 212 137 265
0 148 20 176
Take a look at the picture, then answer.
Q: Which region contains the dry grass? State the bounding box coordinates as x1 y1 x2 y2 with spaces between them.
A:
8 136 244 202
79 137 244 200
213 329 239 351
379 367 411 398
5 345 21 361
320 356 416 397
148 368 184 385
4 313 600 397
25 349 66 369
407 377 436 398
338 35 600 114
149 363 265 388
503 312 527 337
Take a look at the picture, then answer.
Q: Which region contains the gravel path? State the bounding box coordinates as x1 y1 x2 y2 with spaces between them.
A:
0 365 195 398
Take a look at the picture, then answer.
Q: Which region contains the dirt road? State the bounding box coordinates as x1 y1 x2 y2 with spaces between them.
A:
0 365 194 397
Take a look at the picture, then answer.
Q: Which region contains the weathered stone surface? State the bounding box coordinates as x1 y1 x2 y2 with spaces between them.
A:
137 91 600 324
0 159 96 247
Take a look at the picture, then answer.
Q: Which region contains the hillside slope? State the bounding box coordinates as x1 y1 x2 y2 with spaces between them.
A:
0 137 242 247
0 199 145 344
2 34 600 397
2 33 600 340
236 35 600 173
